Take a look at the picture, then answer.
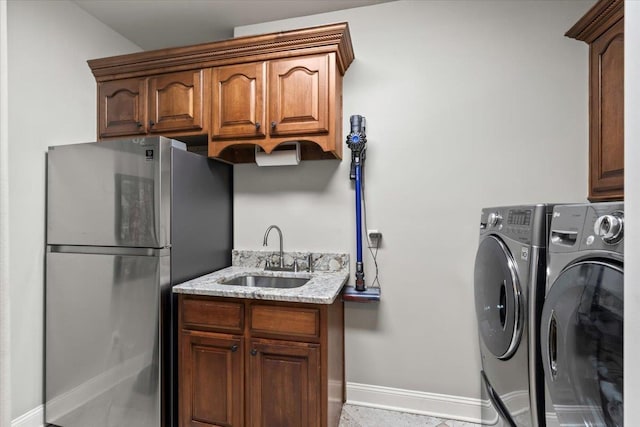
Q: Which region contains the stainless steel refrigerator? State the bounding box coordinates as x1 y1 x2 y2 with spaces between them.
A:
45 136 232 427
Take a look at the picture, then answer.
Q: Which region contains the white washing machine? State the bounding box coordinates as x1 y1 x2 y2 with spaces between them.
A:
541 203 623 427
474 205 553 426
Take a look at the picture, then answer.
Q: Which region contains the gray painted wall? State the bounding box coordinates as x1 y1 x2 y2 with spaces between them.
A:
5 0 619 421
7 0 140 418
234 0 592 399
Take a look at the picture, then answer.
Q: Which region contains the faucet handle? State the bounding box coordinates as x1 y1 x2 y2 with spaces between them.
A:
293 260 299 273
307 253 314 272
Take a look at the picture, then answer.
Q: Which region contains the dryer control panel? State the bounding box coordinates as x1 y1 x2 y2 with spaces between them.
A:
480 205 552 247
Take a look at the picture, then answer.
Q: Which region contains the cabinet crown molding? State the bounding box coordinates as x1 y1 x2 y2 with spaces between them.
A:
565 0 623 43
88 22 354 80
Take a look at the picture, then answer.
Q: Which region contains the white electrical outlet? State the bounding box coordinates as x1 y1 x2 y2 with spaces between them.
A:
368 229 382 246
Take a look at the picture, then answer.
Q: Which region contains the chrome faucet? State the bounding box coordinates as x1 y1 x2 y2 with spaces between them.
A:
263 225 286 270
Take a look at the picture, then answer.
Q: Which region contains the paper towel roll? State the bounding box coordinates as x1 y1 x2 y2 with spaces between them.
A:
255 142 300 166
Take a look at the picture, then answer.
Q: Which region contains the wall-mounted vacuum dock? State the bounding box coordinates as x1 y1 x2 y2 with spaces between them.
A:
342 115 381 302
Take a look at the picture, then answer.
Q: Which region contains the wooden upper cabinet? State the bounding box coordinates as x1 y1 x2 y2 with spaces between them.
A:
212 63 266 139
566 0 624 201
88 23 354 163
97 78 147 137
148 70 205 134
269 55 330 137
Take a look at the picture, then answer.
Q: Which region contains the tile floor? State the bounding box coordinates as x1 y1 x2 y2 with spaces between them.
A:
339 404 481 427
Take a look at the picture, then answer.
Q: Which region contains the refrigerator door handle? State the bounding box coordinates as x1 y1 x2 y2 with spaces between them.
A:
47 245 170 257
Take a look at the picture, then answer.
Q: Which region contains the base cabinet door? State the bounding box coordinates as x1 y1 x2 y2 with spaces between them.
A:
248 338 321 427
179 330 243 427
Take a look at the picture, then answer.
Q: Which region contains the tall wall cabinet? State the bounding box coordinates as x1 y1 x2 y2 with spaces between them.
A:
566 0 624 201
88 23 354 164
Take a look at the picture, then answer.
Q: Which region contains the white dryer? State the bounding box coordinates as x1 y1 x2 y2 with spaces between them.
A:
474 205 553 426
541 203 623 427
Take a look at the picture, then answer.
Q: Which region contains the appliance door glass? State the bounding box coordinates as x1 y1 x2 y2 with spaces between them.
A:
541 261 623 427
474 236 522 360
45 251 167 427
47 137 170 248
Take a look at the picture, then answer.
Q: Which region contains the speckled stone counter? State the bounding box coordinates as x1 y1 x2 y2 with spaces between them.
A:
173 250 349 304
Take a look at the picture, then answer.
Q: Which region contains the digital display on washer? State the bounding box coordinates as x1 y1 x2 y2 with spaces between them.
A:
508 209 531 226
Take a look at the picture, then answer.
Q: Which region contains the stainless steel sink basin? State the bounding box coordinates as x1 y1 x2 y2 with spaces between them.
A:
220 274 310 289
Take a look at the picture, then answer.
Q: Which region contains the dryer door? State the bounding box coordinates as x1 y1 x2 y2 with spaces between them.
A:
541 261 623 427
474 236 522 360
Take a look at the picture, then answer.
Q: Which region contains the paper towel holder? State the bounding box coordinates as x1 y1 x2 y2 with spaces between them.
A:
255 142 300 166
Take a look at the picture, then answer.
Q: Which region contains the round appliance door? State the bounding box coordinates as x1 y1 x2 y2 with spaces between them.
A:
541 261 623 427
474 235 522 360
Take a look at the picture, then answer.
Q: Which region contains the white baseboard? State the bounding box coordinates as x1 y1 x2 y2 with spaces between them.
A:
14 381 482 426
346 382 483 423
11 405 43 427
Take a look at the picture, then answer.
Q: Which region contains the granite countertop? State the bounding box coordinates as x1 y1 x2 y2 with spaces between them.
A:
173 250 349 304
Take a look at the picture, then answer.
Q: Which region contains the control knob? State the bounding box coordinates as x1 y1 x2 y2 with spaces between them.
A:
487 212 503 227
594 212 624 244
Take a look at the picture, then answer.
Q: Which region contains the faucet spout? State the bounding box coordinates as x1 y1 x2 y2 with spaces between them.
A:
263 225 284 268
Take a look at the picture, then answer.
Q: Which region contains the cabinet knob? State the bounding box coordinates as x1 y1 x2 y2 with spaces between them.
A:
136 121 143 128
250 349 258 356
149 120 155 127
270 121 277 130
230 345 238 352
255 122 261 130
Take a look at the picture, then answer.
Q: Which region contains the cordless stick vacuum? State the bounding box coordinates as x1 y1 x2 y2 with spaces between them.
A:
342 115 380 302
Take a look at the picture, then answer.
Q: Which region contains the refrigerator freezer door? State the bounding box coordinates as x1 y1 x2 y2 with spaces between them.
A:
47 137 173 248
45 250 169 427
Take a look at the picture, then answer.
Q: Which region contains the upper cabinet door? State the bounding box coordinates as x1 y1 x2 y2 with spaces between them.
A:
98 78 147 138
268 55 330 136
212 63 266 139
148 70 205 133
590 18 624 201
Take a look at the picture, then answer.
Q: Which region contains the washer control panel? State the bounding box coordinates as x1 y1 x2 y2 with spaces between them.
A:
549 202 624 254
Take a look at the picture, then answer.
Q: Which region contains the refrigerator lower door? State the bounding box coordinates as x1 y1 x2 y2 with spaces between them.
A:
45 249 169 427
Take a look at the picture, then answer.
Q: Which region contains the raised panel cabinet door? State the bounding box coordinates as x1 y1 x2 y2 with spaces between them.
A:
589 18 624 201
148 70 204 133
212 63 266 139
179 330 243 427
248 338 320 427
268 55 330 136
97 78 147 138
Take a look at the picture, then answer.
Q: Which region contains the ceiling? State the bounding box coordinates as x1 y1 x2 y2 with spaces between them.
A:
74 0 394 51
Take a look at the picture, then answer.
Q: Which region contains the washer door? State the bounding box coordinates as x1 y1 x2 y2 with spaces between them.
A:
541 261 623 427
474 236 522 360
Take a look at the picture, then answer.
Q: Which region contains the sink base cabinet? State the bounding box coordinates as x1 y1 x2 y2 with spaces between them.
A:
178 295 344 427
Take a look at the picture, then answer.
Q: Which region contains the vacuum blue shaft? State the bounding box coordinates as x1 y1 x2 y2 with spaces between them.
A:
354 163 365 290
